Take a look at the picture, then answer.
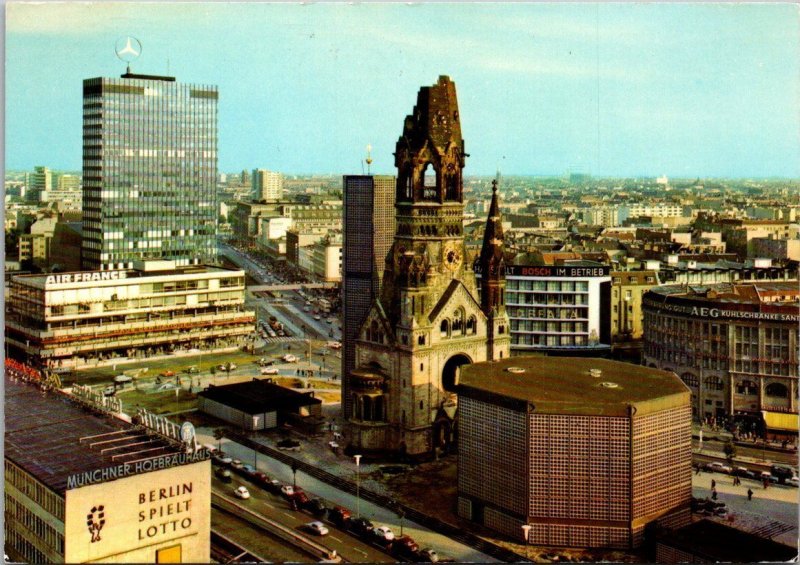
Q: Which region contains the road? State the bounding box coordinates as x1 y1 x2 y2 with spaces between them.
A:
212 475 395 562
694 437 798 468
212 507 313 562
203 429 499 563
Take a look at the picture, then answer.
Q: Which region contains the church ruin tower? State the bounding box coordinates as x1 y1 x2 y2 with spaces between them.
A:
479 180 511 361
346 76 507 458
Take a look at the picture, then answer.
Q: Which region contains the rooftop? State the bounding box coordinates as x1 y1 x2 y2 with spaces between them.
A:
458 356 689 417
198 379 321 415
5 375 187 494
649 281 799 305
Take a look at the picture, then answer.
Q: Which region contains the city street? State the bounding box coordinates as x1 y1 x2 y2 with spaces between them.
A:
199 428 498 563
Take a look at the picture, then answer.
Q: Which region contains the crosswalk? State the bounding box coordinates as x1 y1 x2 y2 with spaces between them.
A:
260 336 297 344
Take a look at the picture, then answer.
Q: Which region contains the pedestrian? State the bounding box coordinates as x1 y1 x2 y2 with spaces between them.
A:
747 488 753 501
763 478 768 489
711 479 716 489
711 488 718 501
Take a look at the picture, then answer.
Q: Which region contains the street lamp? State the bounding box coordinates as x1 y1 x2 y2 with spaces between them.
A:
354 454 362 518
521 524 532 562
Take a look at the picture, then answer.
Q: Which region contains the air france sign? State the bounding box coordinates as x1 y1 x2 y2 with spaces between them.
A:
644 297 799 323
46 271 128 285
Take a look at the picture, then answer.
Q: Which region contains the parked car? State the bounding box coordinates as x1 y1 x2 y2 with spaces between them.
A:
289 490 309 509
304 498 327 517
417 548 440 563
304 521 329 536
348 517 374 537
706 462 733 474
391 535 419 558
787 476 799 487
760 471 779 484
240 464 257 476
186 366 199 373
103 386 116 397
771 465 795 484
282 354 298 363
373 525 395 542
160 370 176 377
328 506 352 527
215 467 232 482
233 486 250 499
733 466 758 480
280 485 298 498
212 451 233 465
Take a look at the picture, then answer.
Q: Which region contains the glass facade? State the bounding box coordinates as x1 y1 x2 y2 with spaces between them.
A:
82 75 218 270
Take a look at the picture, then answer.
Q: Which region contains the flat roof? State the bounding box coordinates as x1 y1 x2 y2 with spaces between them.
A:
458 356 689 417
198 379 321 415
659 519 796 562
10 265 244 289
5 376 188 494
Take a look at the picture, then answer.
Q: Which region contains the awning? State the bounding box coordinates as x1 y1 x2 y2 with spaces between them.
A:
762 411 799 433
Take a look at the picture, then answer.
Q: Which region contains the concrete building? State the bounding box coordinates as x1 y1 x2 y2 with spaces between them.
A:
18 216 58 268
342 175 396 419
252 169 284 202
499 259 611 356
610 270 660 344
5 367 211 563
198 378 322 431
5 262 255 370
81 73 218 270
27 166 52 203
643 282 799 425
750 237 800 261
310 231 342 282
457 356 692 549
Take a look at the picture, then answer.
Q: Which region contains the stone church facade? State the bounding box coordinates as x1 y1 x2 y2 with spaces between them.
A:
345 76 510 458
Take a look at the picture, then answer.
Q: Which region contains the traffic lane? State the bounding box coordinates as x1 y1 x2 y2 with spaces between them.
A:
694 439 798 468
212 507 312 562
204 435 498 563
212 476 395 563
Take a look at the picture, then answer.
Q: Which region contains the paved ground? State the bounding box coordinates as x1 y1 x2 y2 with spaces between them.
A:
693 472 798 547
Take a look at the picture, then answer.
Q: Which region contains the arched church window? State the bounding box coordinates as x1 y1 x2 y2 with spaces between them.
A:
422 163 438 201
452 309 464 334
440 319 449 337
466 316 476 334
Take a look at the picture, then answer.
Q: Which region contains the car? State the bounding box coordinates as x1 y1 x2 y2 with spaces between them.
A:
417 548 440 563
212 452 233 465
233 486 250 499
326 318 334 324
304 306 311 312
261 367 279 375
733 466 758 480
328 506 352 526
280 485 297 498
215 467 232 482
230 459 244 470
103 385 116 397
787 476 799 487
328 341 342 349
706 462 733 474
348 517 374 537
391 535 419 558
304 498 327 517
771 465 795 484
314 315 322 321
304 521 329 536
760 471 779 483
160 370 176 377
282 354 297 363
373 525 395 542
289 490 309 509
240 464 257 476
186 366 199 373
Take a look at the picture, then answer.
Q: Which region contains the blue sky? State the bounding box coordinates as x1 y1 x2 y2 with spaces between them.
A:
5 2 800 178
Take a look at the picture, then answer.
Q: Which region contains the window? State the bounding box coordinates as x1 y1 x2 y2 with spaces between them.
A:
681 373 699 388
419 400 424 410
704 376 724 391
156 545 182 563
418 335 425 345
736 380 758 395
766 382 788 398
440 319 449 337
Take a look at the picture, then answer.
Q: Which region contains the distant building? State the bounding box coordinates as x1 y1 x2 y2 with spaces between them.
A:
310 231 342 282
643 282 799 425
252 169 284 202
17 216 58 268
26 166 52 203
750 237 800 261
458 356 692 549
49 221 83 272
81 73 218 270
342 175 396 417
5 370 211 563
5 262 254 370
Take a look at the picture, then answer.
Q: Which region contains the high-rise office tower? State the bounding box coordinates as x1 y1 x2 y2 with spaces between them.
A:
341 175 396 418
252 169 284 202
345 76 509 457
27 166 52 202
81 71 218 271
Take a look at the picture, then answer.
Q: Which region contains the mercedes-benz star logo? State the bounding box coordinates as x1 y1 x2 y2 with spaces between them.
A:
115 36 141 63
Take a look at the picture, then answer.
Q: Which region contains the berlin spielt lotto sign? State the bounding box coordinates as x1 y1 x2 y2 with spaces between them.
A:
115 36 141 63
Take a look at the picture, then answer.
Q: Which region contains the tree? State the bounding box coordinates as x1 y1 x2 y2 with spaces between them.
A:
724 440 737 464
213 428 226 451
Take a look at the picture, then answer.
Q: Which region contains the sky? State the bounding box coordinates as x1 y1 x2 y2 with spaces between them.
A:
5 2 800 178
